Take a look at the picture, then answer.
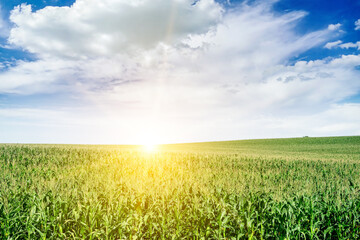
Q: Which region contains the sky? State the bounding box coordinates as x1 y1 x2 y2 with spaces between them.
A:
0 0 359 144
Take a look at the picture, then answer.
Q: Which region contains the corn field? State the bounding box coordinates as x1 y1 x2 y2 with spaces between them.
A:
1 136 360 239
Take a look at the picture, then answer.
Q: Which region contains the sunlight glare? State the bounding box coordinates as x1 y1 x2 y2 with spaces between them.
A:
139 129 161 152
143 143 158 152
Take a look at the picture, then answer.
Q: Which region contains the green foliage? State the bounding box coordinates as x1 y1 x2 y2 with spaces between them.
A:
1 136 360 239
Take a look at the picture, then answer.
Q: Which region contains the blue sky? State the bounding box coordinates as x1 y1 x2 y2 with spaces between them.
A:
0 0 359 144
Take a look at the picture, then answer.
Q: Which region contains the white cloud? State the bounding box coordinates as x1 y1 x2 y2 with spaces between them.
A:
324 40 360 50
339 41 360 50
0 1 359 143
355 19 360 31
324 40 342 49
0 55 141 94
328 23 341 31
9 0 223 58
1 2 338 95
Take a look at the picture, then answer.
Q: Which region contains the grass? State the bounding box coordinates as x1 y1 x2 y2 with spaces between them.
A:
1 136 360 239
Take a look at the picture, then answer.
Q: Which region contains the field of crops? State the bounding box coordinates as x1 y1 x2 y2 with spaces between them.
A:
1 136 360 239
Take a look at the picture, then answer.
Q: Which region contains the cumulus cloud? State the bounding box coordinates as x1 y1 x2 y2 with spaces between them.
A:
355 19 360 31
324 40 342 49
1 2 337 95
339 41 360 50
325 40 360 50
9 0 223 58
0 0 359 143
328 23 341 31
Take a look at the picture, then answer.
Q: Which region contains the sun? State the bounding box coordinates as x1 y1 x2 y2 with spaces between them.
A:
143 143 158 152
139 131 161 152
